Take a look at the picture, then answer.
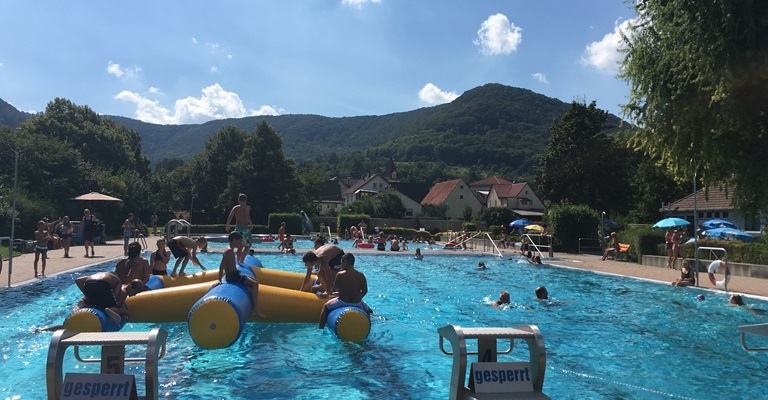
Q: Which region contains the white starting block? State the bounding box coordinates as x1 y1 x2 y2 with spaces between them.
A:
46 328 167 400
438 325 550 399
739 323 768 352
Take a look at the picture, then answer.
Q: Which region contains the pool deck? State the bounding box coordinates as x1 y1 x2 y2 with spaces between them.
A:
3 236 767 300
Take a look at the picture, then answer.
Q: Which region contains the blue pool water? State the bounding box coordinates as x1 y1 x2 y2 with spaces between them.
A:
248 238 441 252
2 252 767 399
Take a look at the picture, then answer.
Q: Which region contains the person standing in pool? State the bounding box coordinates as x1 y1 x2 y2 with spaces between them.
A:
226 193 254 263
492 291 510 308
217 231 266 318
151 238 171 275
300 244 344 293
169 236 208 276
115 242 151 285
277 222 286 251
319 253 369 329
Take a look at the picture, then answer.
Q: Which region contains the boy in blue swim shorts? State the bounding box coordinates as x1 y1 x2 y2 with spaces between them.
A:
226 193 253 263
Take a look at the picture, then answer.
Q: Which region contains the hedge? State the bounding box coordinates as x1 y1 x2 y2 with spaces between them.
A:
268 213 303 235
337 214 372 235
187 224 268 234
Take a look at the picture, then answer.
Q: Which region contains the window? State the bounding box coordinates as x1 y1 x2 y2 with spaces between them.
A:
460 195 464 199
714 212 720 218
723 212 729 218
706 212 712 218
698 212 704 218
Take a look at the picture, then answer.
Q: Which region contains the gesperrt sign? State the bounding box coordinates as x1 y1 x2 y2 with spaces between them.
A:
469 362 533 393
60 373 137 400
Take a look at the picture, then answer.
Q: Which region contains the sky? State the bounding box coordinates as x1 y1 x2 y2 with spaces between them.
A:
0 0 638 125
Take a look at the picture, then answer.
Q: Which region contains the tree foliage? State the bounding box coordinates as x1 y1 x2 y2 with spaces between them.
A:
621 0 768 211
535 101 634 215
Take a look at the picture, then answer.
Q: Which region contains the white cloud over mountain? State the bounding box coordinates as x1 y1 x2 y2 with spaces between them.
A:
418 83 459 105
474 14 523 55
581 18 635 73
106 61 141 79
341 0 381 7
115 83 281 124
532 73 549 84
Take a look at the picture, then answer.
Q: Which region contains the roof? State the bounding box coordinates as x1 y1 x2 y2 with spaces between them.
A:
492 183 528 199
317 180 343 202
421 179 462 205
513 209 544 217
663 186 734 212
342 174 382 195
470 176 514 187
389 182 430 204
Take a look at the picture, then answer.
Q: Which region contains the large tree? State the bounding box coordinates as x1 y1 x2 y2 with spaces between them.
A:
621 0 768 211
535 101 633 215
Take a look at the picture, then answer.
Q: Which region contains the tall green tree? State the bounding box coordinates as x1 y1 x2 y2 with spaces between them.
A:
222 120 301 223
535 101 633 215
374 190 405 218
621 0 768 211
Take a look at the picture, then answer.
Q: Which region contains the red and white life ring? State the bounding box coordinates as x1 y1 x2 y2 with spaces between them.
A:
707 260 730 289
356 243 374 249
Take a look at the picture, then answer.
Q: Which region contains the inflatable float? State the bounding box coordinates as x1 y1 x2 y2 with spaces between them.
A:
63 255 372 348
707 260 731 289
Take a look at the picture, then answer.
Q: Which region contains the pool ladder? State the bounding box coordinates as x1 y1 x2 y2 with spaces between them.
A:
46 328 167 400
438 324 550 399
739 323 768 352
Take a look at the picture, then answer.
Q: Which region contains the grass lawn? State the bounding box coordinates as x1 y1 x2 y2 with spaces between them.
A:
0 243 21 260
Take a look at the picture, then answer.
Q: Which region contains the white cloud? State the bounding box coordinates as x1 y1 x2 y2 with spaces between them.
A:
341 0 381 7
532 73 549 84
115 83 282 124
192 37 197 44
227 54 233 60
147 87 163 95
205 42 219 52
581 18 636 73
418 83 459 105
0 62 4 68
474 14 522 55
210 66 219 73
106 61 141 79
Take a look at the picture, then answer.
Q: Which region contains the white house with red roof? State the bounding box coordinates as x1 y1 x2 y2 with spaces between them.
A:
470 176 546 219
421 179 484 219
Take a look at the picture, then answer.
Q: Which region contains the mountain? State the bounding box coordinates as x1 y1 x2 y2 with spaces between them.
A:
0 98 35 127
2 84 628 173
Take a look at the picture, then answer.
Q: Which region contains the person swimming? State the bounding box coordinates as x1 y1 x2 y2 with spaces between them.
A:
492 291 510 308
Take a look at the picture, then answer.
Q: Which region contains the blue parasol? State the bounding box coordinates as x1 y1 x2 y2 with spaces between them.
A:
700 219 737 230
652 217 691 228
509 219 531 228
701 227 755 242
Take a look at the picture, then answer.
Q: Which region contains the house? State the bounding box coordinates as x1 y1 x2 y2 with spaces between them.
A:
421 179 484 219
660 186 763 231
469 176 546 220
315 158 429 217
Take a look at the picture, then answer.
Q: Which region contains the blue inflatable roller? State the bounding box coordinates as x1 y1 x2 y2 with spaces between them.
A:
326 304 372 342
187 263 255 349
145 274 165 290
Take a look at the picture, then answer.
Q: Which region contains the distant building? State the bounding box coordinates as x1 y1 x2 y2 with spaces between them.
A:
469 176 546 220
661 186 764 232
421 179 484 219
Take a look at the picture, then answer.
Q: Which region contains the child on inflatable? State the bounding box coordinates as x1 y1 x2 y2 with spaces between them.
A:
216 231 265 318
318 253 370 328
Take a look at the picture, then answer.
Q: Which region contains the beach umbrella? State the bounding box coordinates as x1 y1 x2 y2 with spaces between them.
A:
70 192 123 202
701 227 755 242
700 219 737 230
602 220 621 230
509 219 531 228
652 217 691 228
525 224 544 233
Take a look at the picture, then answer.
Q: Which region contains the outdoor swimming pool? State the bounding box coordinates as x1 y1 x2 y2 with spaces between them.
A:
2 251 767 399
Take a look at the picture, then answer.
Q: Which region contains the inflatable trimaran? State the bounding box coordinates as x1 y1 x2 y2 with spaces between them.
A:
63 256 371 349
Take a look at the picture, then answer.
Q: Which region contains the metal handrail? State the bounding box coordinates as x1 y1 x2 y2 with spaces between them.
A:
739 323 768 352
695 246 728 289
164 219 191 242
523 234 552 259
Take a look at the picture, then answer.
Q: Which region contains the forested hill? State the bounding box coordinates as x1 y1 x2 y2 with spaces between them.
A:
0 98 35 126
2 84 627 178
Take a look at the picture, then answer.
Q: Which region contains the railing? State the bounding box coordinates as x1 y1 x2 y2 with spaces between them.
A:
739 323 768 352
443 231 503 258
523 234 553 259
578 237 602 254
695 246 728 289
0 236 10 287
164 219 192 242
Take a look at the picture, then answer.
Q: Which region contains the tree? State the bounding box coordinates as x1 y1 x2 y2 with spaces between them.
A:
535 101 633 215
462 204 474 222
621 0 768 212
374 190 405 218
479 207 516 228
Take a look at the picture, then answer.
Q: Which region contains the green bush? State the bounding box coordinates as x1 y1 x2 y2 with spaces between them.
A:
679 239 768 265
488 224 503 238
189 224 229 234
616 225 662 262
268 213 302 235
479 207 516 229
462 222 478 232
548 203 599 253
337 214 372 235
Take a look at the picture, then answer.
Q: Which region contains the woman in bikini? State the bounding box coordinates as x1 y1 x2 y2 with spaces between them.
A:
151 238 171 275
59 216 74 258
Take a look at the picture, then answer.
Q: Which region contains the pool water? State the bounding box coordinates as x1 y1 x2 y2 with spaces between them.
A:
2 252 767 399
248 238 441 252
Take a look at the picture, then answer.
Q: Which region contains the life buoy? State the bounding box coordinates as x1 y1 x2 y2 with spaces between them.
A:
356 243 374 249
707 260 730 289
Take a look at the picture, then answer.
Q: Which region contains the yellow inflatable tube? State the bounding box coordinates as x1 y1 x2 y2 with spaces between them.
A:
154 267 311 291
126 267 325 323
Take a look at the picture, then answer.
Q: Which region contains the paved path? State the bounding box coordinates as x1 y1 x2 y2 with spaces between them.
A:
3 237 767 300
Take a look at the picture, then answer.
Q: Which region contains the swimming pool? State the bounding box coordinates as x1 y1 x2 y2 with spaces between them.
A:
2 252 767 399
248 238 441 252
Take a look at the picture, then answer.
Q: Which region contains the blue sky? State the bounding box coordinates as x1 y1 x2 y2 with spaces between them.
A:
0 0 637 124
